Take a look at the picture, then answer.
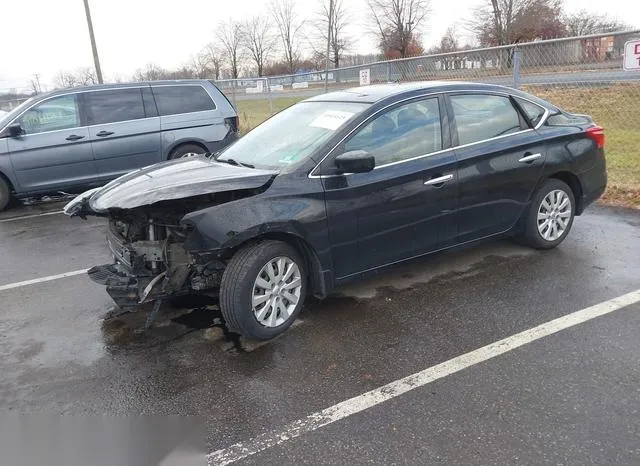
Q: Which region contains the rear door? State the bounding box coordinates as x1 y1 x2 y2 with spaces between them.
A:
321 95 458 279
7 93 96 193
85 87 161 181
448 92 546 243
151 84 226 153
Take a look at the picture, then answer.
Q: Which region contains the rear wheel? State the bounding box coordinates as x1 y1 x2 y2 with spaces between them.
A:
0 177 11 211
168 143 207 160
220 240 306 340
520 179 575 249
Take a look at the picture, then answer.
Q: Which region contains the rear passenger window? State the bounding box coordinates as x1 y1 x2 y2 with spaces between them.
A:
451 94 522 146
152 86 215 116
86 89 146 125
515 98 546 127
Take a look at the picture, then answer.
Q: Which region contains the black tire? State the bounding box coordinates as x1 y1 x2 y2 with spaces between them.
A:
0 176 11 212
168 143 207 160
220 240 307 340
519 179 576 249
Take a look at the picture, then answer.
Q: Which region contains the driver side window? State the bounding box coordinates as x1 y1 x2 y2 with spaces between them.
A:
344 97 442 167
18 94 80 135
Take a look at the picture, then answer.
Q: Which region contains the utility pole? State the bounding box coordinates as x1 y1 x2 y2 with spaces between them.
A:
83 0 103 84
324 0 334 93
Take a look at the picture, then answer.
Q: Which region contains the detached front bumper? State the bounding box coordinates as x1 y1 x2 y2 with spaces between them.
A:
87 263 141 310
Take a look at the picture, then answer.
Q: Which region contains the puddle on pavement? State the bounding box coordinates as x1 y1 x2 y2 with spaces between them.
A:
99 248 530 354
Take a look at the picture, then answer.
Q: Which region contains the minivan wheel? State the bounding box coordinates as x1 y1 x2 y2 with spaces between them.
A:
168 143 207 160
220 240 307 341
0 177 11 211
520 179 575 249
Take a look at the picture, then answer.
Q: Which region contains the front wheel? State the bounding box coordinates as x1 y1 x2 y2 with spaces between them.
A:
0 177 12 211
519 179 576 249
220 240 307 340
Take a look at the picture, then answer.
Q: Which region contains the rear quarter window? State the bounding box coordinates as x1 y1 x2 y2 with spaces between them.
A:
152 85 216 116
515 98 546 127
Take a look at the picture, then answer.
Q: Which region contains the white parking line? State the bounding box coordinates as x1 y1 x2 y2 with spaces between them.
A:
0 269 89 292
208 288 640 466
0 210 63 223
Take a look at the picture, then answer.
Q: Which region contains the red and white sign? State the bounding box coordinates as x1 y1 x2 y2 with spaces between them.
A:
623 39 640 71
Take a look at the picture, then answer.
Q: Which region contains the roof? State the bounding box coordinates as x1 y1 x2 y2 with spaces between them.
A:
304 81 520 104
35 79 212 100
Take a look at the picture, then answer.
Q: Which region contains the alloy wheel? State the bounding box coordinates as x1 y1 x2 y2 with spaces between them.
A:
252 256 302 328
537 189 572 241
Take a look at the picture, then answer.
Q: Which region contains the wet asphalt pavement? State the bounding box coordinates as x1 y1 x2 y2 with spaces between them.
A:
1 202 639 465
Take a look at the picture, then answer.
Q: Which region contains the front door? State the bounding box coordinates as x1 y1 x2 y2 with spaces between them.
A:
448 93 546 243
85 87 162 181
7 93 96 193
322 95 458 279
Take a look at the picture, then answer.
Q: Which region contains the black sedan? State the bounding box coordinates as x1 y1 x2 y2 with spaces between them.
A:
65 81 607 340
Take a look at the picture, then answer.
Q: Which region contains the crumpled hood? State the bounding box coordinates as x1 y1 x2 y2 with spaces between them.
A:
88 156 277 211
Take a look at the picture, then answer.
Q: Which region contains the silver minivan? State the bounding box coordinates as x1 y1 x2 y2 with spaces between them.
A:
0 80 238 210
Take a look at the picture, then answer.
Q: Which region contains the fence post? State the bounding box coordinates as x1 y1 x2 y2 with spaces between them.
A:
266 77 273 115
231 79 237 110
512 47 521 89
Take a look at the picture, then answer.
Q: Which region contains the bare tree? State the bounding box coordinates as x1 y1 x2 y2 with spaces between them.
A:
367 0 430 59
55 71 78 89
272 0 305 74
190 53 211 79
315 0 350 69
77 67 98 85
562 10 628 36
201 43 225 80
216 19 244 79
242 16 277 77
472 0 565 46
134 63 165 81
434 26 460 70
29 74 43 94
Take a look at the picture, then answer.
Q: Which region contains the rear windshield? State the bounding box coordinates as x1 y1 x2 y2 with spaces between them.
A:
151 85 215 116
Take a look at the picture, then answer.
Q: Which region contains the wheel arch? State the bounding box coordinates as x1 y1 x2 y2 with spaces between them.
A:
166 140 209 159
223 232 329 299
548 171 584 214
0 169 15 193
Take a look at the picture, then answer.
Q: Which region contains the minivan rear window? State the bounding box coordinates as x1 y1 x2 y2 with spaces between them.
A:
151 85 216 116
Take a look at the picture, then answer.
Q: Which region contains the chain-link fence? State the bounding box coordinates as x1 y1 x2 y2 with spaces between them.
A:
215 30 639 202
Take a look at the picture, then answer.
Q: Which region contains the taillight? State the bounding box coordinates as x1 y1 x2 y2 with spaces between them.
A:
586 126 605 149
224 116 239 134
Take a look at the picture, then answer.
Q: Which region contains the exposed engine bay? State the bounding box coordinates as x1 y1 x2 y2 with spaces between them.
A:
87 190 257 311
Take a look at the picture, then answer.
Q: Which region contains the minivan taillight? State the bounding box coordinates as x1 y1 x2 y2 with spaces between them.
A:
586 126 605 149
224 116 239 134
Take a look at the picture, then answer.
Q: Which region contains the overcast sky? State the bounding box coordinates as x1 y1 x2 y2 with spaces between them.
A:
1 0 638 91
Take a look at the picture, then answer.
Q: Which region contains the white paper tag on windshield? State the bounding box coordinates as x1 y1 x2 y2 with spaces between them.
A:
309 110 354 130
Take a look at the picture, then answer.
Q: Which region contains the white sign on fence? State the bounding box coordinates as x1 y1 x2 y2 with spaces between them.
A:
271 84 284 91
359 68 371 86
292 82 309 89
623 39 640 71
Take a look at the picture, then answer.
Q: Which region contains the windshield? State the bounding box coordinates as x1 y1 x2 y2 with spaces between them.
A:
217 101 369 169
0 97 36 127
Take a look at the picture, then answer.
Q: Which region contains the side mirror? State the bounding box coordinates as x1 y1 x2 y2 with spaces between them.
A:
8 124 24 137
334 150 375 174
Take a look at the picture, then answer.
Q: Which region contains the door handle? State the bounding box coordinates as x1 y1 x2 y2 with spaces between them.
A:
518 152 543 163
65 134 85 141
96 130 114 137
424 174 454 186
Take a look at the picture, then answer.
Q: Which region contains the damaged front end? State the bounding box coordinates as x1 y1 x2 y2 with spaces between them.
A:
90 205 225 311
63 156 278 312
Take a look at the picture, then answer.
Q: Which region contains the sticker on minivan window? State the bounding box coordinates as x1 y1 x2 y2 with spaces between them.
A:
309 110 354 130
